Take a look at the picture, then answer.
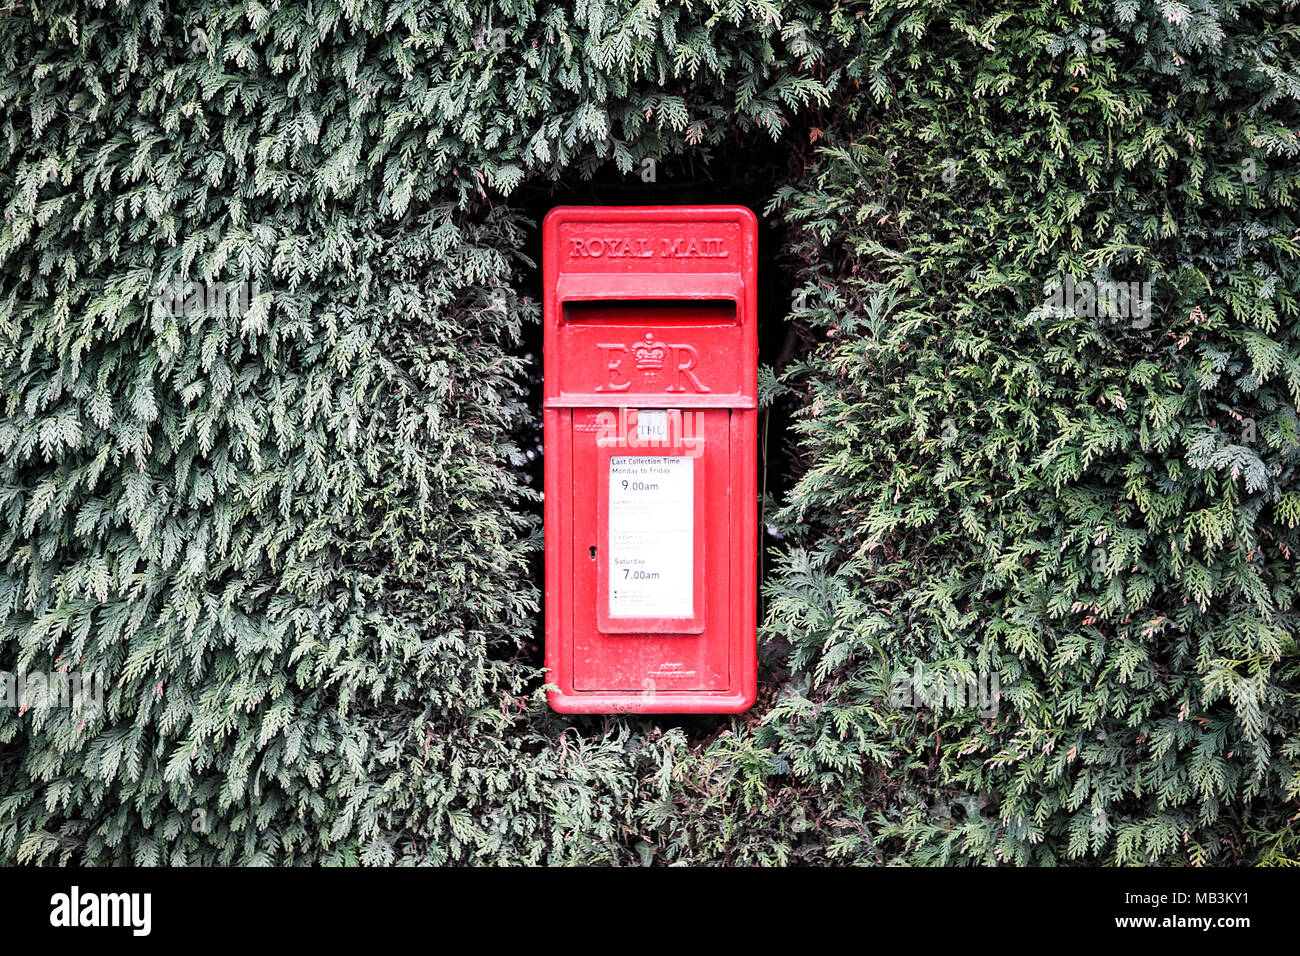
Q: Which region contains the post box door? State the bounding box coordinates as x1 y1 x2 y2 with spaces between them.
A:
568 407 732 692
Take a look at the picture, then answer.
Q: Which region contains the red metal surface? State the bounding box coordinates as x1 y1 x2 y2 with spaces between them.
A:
543 206 758 713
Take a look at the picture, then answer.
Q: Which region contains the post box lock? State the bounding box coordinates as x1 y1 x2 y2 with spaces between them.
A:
543 206 758 713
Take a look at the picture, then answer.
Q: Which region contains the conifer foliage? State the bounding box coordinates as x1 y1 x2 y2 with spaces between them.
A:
1 1 1298 865
761 0 1300 864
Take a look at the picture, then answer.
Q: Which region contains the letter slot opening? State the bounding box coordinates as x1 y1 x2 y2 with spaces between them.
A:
561 299 737 325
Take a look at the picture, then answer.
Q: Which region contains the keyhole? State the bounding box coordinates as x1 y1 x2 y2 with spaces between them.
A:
589 546 596 560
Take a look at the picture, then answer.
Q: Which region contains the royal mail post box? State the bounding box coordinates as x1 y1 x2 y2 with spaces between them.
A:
542 206 758 713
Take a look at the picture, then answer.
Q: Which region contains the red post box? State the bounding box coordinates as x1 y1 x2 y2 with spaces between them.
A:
542 206 758 713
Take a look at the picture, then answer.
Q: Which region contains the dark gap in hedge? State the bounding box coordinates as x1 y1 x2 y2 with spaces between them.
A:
509 126 817 728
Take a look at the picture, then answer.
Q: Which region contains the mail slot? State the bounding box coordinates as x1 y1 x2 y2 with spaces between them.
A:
542 205 758 713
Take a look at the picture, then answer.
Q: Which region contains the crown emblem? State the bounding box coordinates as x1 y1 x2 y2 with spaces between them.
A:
632 333 667 373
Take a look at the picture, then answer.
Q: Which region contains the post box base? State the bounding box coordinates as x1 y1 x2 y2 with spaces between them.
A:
547 687 756 715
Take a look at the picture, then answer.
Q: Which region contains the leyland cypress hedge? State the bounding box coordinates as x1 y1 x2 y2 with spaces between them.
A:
762 2 1300 865
1 1 1297 866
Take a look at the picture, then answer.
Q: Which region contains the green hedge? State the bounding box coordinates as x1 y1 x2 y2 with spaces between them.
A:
762 0 1300 865
1 0 1297 865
